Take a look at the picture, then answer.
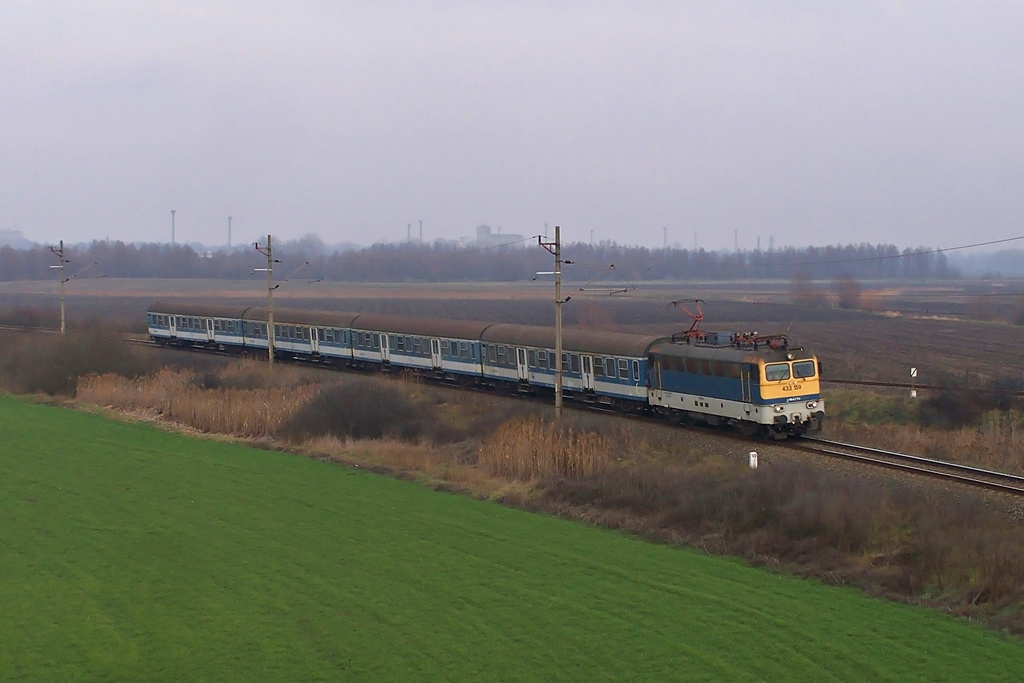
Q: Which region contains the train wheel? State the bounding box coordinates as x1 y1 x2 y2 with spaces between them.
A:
736 421 762 438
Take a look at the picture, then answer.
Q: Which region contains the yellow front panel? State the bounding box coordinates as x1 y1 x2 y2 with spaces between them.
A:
758 359 821 400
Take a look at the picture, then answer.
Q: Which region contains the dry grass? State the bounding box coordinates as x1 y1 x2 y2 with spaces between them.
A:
295 434 536 504
476 416 620 481
212 358 317 390
77 369 317 437
302 434 437 471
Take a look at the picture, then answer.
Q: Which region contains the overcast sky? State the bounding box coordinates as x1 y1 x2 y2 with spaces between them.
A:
3 1 1023 251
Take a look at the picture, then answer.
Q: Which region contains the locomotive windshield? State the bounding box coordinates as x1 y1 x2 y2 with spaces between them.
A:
793 360 816 378
764 363 791 381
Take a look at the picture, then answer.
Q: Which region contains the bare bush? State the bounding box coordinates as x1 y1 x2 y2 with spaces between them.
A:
789 271 828 307
907 497 1024 612
283 377 462 444
0 306 56 328
0 327 154 395
832 275 863 310
547 461 893 555
1013 298 1024 326
918 392 987 429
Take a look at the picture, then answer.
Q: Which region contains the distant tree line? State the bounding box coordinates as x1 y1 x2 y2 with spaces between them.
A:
0 239 957 283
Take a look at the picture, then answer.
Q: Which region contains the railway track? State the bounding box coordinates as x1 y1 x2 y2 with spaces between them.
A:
0 324 60 334
793 437 1024 496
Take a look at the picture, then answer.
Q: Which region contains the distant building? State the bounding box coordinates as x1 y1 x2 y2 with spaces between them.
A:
475 224 525 248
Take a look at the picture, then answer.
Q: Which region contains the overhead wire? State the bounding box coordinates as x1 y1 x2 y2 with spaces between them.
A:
574 264 637 296
439 234 542 255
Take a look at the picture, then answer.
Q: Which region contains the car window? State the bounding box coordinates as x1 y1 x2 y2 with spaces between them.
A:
765 363 791 381
793 360 816 378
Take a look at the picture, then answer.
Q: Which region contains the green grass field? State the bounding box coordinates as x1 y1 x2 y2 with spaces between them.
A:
2 396 1022 681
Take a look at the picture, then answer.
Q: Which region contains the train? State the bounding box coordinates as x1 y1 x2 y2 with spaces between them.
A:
147 301 825 438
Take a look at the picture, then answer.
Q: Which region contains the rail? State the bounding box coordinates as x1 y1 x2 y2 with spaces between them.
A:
793 437 1024 496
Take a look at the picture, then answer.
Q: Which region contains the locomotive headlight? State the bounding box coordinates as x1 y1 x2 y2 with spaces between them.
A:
773 405 785 413
806 400 818 409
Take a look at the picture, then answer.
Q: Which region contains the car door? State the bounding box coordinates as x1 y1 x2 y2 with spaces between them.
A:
581 355 595 390
430 338 442 369
310 326 320 354
516 348 529 381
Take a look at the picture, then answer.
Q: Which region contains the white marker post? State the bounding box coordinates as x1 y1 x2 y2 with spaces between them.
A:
749 451 758 469
910 367 918 398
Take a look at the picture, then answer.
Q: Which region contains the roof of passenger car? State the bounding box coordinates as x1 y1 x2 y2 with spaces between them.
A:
148 301 363 328
481 324 668 357
147 301 680 356
349 313 495 339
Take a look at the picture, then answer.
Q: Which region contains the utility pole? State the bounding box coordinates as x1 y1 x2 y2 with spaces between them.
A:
228 216 233 249
254 234 279 366
49 240 68 335
48 242 98 334
538 226 571 419
171 210 176 245
419 219 423 243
